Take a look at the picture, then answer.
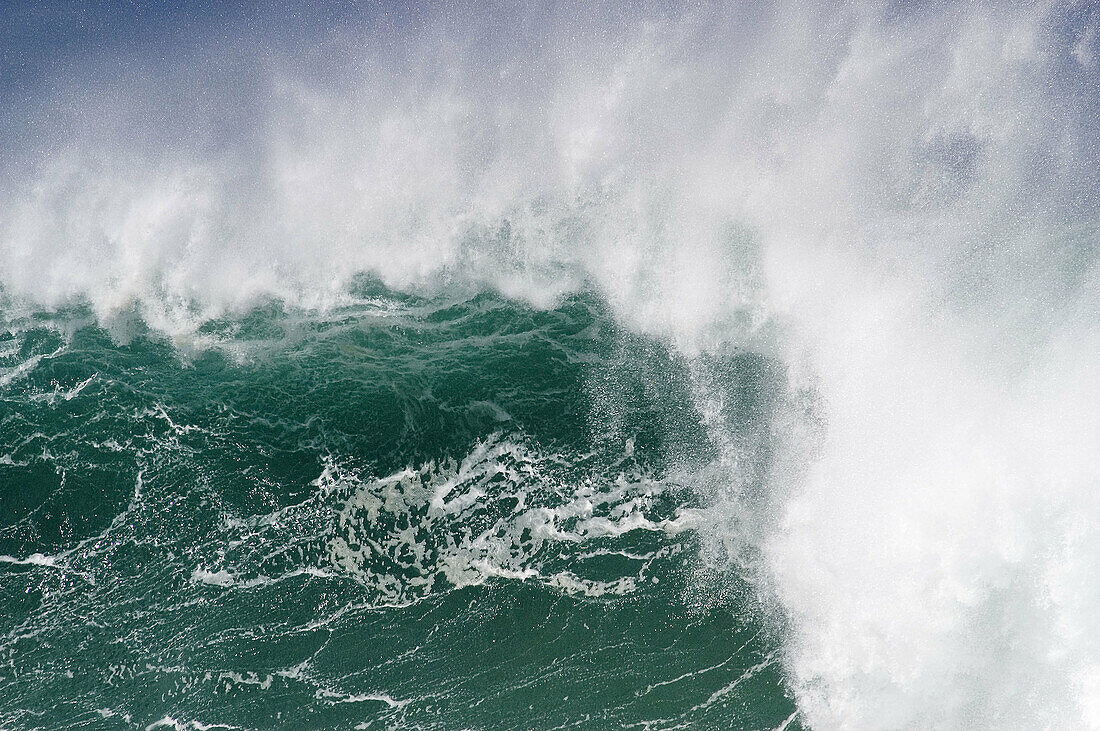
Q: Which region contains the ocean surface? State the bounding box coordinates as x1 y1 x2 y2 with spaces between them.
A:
0 283 797 729
2 1 1100 729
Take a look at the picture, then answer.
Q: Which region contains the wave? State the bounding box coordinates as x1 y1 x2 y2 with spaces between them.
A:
3 1 1099 728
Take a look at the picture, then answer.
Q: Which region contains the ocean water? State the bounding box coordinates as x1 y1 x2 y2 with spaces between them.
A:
0 286 795 729
2 1 1100 729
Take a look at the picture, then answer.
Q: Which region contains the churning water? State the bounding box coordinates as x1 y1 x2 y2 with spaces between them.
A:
2 2 1099 729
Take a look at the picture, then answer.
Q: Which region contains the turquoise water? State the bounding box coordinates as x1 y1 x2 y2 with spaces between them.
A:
0 281 797 730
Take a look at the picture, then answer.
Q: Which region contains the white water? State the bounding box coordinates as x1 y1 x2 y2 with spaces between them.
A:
2 2 1099 728
200 434 687 606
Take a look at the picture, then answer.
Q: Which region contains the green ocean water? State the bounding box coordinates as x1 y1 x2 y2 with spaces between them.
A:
0 280 798 730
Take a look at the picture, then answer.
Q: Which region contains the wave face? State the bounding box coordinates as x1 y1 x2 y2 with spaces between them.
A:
2 1 1099 728
0 292 793 729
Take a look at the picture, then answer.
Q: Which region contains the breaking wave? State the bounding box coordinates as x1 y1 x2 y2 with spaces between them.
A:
2 1 1099 728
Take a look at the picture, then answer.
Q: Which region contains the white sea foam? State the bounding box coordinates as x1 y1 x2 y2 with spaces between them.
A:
202 434 687 606
315 688 410 708
3 2 1099 728
0 553 59 567
191 567 235 587
144 717 240 731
